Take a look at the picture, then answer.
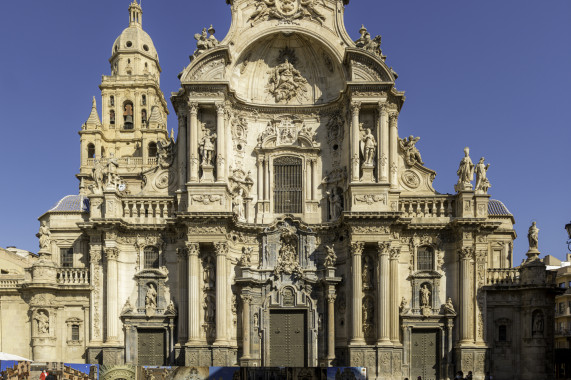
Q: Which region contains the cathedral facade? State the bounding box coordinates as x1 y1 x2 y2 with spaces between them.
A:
0 1 559 379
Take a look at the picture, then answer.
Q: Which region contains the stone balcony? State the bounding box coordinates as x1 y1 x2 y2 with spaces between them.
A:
121 197 175 224
399 196 456 219
487 268 521 286
0 275 23 289
85 157 157 167
56 268 90 285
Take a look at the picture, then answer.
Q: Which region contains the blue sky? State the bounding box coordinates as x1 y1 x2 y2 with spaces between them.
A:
0 0 570 265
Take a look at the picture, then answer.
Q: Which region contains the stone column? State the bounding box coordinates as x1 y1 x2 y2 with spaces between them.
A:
350 102 361 183
188 103 199 182
89 245 103 343
458 247 474 344
95 138 102 159
350 242 365 345
176 248 188 343
187 243 200 344
377 242 391 345
389 111 399 189
216 103 226 182
379 103 389 182
390 247 401 343
177 113 187 189
257 157 264 201
214 242 228 345
327 294 337 364
105 247 119 343
241 294 252 360
311 158 318 201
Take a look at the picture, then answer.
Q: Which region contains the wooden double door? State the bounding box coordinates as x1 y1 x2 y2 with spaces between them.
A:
411 329 439 380
138 329 165 365
269 310 307 367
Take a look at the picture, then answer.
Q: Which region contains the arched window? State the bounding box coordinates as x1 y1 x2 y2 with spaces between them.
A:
142 94 147 105
144 246 159 269
148 142 157 158
110 95 115 106
71 325 80 341
123 101 134 129
417 246 434 271
141 109 147 127
274 156 303 214
87 144 95 159
110 110 115 125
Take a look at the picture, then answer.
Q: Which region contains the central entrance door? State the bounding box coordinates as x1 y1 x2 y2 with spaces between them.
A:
269 310 307 366
137 329 165 365
411 330 439 380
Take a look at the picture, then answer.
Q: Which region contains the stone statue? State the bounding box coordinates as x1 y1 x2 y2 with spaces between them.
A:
361 128 377 166
455 147 475 192
35 311 49 334
249 0 325 24
443 298 455 314
362 256 372 289
354 25 383 57
475 157 491 193
324 245 337 268
193 25 218 56
267 59 308 103
92 157 105 193
399 297 409 313
533 312 544 335
328 188 343 220
104 154 120 189
166 300 176 315
420 285 431 307
145 283 157 310
199 128 216 166
232 189 246 222
238 247 252 267
274 225 303 277
204 294 215 323
157 138 175 169
38 221 51 252
528 222 539 251
399 135 424 166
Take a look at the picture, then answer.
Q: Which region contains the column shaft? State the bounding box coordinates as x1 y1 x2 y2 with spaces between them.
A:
379 104 389 182
187 243 200 344
311 159 318 201
105 248 118 342
257 158 264 202
327 294 336 362
189 103 199 182
390 250 400 343
241 295 251 359
459 249 473 343
215 243 228 344
216 103 226 182
350 102 361 182
177 115 187 189
265 160 270 201
350 243 365 345
377 243 390 345
177 249 188 343
389 112 398 189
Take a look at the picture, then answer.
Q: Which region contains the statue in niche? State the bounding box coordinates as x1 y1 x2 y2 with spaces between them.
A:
92 157 105 193
360 128 377 167
199 128 216 166
420 285 431 307
328 188 343 220
193 25 218 56
145 283 157 316
267 59 308 103
274 225 303 277
362 256 373 289
354 25 384 58
232 189 246 222
324 245 337 268
204 294 215 323
35 311 49 334
362 297 374 337
37 221 51 252
528 222 539 251
455 147 475 192
253 312 259 328
475 157 491 193
203 255 215 289
238 247 252 267
399 135 424 166
532 311 544 336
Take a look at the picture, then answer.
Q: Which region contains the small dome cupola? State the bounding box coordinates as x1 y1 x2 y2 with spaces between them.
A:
128 0 142 28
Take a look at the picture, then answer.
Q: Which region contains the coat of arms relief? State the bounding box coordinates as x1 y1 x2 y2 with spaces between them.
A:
250 0 326 25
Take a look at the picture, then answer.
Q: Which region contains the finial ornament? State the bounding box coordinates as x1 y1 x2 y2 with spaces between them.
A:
454 147 475 192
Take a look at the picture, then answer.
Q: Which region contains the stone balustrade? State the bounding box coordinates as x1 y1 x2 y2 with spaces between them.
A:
0 277 22 289
399 196 455 218
56 268 90 285
122 198 175 223
487 268 520 286
147 157 157 165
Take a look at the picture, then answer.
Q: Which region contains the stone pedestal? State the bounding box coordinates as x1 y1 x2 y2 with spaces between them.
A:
187 183 228 213
200 164 215 183
361 165 375 183
102 346 124 366
348 184 390 212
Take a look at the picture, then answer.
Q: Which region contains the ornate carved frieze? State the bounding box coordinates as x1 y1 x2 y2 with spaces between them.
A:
354 194 387 205
249 0 326 25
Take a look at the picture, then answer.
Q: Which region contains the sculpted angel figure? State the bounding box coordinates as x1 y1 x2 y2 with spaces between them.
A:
194 26 218 55
474 157 491 193
249 0 274 24
92 157 105 192
399 135 424 166
299 0 326 23
361 128 377 166
455 147 475 191
354 25 383 56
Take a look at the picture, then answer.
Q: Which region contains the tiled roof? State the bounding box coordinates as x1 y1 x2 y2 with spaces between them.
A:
488 199 512 216
49 195 90 212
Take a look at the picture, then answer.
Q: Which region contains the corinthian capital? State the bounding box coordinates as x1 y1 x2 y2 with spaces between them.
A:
185 242 200 256
240 294 252 304
215 102 226 115
351 101 362 115
350 242 364 257
377 241 391 255
214 242 228 256
188 102 199 115
390 247 401 260
458 247 474 261
389 111 399 123
104 247 119 261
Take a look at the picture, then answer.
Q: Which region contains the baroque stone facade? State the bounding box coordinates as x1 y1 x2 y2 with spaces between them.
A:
0 1 559 379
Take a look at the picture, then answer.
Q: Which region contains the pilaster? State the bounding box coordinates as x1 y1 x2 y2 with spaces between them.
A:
104 247 119 343
379 102 389 182
187 242 200 345
377 242 391 346
350 102 361 183
188 102 199 182
215 102 226 182
389 111 399 189
214 242 228 345
350 242 365 345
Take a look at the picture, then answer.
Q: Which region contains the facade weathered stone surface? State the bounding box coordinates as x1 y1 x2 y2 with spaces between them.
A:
0 1 559 379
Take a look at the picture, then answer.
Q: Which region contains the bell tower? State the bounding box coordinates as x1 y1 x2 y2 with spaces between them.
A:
78 0 169 195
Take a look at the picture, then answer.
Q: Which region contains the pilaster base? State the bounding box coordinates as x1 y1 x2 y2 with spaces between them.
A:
455 346 487 380
185 346 238 367
187 183 229 213
348 346 404 380
200 165 215 183
102 346 124 366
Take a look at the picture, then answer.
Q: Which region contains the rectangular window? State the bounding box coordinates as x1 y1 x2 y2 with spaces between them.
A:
498 325 507 341
61 248 73 267
71 325 80 341
273 156 303 214
417 247 434 271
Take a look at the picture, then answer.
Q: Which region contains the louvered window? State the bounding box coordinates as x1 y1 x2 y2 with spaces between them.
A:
274 156 303 214
144 246 159 269
417 247 434 271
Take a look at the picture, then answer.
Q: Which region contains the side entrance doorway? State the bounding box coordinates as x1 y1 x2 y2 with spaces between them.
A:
269 310 307 367
137 329 165 365
411 329 439 380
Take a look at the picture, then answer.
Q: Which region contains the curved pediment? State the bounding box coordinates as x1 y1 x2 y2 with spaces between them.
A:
230 33 346 106
346 50 396 83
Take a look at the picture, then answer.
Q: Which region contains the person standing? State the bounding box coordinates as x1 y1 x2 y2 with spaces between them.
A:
40 370 47 380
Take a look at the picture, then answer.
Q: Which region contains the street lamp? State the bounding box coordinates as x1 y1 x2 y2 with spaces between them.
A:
566 221 571 252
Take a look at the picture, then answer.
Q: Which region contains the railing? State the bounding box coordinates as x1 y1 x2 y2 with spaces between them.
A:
487 268 520 285
56 268 90 285
0 277 22 289
85 157 159 167
122 198 175 223
399 196 455 218
147 157 157 165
